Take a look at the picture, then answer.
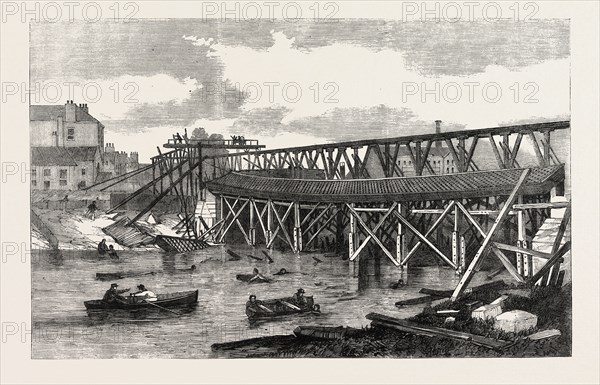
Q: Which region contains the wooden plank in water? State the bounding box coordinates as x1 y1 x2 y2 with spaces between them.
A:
420 280 505 298
366 313 510 351
395 295 441 307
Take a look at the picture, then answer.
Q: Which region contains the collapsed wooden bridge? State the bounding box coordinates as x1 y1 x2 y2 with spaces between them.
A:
88 120 571 299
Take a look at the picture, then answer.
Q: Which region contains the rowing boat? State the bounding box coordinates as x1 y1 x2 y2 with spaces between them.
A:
246 296 320 319
84 290 198 310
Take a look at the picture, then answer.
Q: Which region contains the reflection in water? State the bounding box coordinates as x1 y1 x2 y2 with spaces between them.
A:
31 245 500 358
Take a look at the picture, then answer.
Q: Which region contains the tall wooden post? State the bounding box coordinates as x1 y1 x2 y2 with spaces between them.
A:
459 234 466 272
249 198 256 246
543 130 551 166
348 203 358 277
293 201 302 252
452 202 461 272
458 137 466 172
516 196 527 276
335 204 344 254
266 199 273 248
216 194 224 241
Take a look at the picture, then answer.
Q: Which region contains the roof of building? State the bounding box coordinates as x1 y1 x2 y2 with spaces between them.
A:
29 104 104 127
207 165 565 203
31 147 77 166
31 146 99 166
95 171 113 183
68 146 99 162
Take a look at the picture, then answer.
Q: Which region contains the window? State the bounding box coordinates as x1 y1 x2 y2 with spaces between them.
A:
43 181 50 190
59 180 67 186
43 169 51 177
81 168 86 176
31 169 37 178
451 167 455 172
447 160 450 164
446 168 449 173
59 169 67 179
67 127 75 140
31 180 37 187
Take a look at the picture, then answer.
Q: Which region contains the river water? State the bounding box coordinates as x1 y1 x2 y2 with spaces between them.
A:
31 246 496 359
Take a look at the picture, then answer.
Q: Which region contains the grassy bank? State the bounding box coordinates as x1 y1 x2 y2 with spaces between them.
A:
212 283 571 358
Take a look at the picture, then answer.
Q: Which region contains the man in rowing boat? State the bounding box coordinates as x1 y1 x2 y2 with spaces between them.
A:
133 284 158 302
102 283 130 303
246 294 265 313
292 288 307 307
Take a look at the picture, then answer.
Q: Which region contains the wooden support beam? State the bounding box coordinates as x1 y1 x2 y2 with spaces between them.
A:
528 241 571 286
493 242 552 259
305 211 336 247
402 201 455 265
450 169 531 300
268 201 295 251
302 204 334 235
513 202 569 210
349 203 398 261
346 204 400 266
455 201 487 237
528 132 546 166
393 210 455 268
488 134 506 169
490 246 525 283
219 198 250 243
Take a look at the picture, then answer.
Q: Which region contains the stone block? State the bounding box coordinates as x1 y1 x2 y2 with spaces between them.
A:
471 303 503 320
495 310 538 333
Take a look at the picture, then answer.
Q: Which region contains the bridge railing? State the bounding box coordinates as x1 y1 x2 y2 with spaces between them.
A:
201 121 569 181
166 138 261 147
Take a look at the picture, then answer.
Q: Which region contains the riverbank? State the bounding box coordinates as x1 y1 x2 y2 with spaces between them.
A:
212 282 571 358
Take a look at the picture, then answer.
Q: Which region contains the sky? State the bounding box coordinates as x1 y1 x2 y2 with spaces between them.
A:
30 19 570 163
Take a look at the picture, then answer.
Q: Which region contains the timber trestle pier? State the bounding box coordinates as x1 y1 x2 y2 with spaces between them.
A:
88 120 571 299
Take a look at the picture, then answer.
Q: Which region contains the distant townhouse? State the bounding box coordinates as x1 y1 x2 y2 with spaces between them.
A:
30 100 139 191
365 120 457 178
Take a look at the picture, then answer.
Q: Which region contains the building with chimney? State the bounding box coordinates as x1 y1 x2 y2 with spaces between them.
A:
30 101 139 190
365 120 455 178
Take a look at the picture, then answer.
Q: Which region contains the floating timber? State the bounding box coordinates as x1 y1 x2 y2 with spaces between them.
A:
155 234 208 253
419 280 506 298
395 295 442 307
102 217 155 248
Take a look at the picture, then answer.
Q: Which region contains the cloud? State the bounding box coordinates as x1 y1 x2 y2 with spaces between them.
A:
40 74 201 121
182 35 215 47
200 30 569 132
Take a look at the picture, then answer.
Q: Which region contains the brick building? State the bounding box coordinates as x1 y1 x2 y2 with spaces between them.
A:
30 101 139 190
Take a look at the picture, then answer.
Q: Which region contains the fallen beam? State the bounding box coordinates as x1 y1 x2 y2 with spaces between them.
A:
420 280 506 298
366 313 511 351
395 295 442 307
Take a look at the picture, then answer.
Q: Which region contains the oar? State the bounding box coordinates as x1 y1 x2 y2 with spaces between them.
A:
257 303 273 313
279 300 301 311
143 300 181 316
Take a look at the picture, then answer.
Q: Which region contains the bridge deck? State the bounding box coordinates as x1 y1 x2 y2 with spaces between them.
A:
207 165 564 203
